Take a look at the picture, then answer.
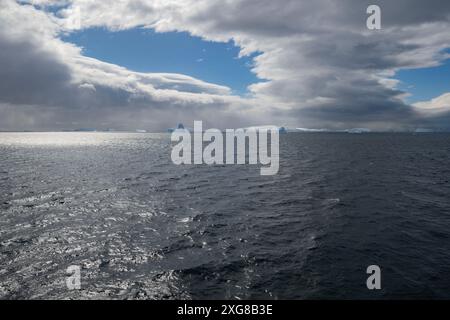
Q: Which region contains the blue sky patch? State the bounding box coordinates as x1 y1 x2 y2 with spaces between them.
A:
396 55 450 103
62 28 262 96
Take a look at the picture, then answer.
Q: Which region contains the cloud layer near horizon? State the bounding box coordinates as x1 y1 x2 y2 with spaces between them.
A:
1 0 450 131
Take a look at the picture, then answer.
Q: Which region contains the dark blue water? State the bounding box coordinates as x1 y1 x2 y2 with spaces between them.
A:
0 132 449 299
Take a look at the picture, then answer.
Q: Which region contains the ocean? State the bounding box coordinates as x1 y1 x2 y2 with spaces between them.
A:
0 132 449 299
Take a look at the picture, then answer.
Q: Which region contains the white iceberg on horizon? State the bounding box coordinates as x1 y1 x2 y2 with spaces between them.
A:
346 128 371 134
295 128 329 132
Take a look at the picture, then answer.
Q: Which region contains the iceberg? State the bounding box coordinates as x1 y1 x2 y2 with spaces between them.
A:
295 128 329 132
346 128 371 134
414 128 434 133
168 123 190 133
243 125 288 133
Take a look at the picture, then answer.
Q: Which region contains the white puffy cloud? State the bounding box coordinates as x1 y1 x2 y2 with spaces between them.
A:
414 93 450 114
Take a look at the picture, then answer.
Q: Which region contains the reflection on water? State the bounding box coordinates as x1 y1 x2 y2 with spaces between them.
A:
0 132 165 147
1 132 450 299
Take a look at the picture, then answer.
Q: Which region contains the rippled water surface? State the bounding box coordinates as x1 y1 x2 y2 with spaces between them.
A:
1 132 450 299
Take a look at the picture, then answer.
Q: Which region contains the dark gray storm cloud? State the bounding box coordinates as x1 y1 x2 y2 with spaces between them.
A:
0 32 72 106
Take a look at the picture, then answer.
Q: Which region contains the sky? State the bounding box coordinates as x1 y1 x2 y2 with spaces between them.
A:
1 0 450 131
63 28 261 96
396 57 450 104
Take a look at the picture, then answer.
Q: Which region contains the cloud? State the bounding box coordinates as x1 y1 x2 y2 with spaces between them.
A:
2 0 450 130
414 93 450 114
0 0 260 131
409 93 450 129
